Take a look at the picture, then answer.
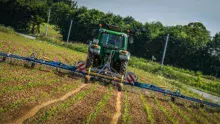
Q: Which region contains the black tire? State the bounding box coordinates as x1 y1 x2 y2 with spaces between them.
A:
2 57 6 62
86 52 94 68
31 63 35 68
120 61 128 75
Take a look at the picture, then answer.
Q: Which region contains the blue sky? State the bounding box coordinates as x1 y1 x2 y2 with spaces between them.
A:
77 0 220 36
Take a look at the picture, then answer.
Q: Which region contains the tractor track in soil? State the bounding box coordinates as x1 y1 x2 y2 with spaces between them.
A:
41 85 108 124
111 92 122 124
91 90 120 124
12 84 87 124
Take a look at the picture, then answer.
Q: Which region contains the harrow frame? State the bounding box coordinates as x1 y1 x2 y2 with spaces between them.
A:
0 52 219 108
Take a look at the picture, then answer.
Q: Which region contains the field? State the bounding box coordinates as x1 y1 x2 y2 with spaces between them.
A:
0 27 220 124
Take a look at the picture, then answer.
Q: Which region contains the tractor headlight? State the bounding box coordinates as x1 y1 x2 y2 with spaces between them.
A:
119 50 130 61
93 39 99 44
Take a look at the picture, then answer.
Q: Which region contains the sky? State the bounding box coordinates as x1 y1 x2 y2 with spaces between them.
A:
77 0 220 36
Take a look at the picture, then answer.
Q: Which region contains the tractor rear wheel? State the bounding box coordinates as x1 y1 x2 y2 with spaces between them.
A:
120 61 128 75
86 52 94 68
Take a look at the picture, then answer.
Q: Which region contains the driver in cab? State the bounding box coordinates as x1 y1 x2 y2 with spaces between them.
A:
108 36 122 48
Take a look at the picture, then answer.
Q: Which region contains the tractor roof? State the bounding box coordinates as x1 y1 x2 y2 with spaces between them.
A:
99 28 128 37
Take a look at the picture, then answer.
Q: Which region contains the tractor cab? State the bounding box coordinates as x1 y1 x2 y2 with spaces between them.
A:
98 28 127 50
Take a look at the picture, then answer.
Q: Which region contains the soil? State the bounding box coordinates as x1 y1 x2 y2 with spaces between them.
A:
92 90 118 124
156 94 187 124
37 85 108 124
12 84 87 124
1 37 220 124
143 94 170 124
127 92 149 124
0 74 81 123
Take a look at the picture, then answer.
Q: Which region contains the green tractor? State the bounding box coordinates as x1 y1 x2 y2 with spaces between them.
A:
86 24 133 76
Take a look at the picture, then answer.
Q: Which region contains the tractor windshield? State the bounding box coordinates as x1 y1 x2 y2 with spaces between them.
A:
100 33 124 48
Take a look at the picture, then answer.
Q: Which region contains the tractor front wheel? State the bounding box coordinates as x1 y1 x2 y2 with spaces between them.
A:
120 61 128 76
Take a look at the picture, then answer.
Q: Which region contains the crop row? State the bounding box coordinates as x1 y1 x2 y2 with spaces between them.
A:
154 97 179 124
0 78 61 96
0 71 61 95
140 93 155 124
0 99 25 114
85 87 113 124
169 101 195 124
199 108 219 124
33 84 98 123
214 112 220 120
0 81 81 115
183 105 209 124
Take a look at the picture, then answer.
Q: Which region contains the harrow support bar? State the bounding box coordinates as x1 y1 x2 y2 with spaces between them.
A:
84 71 122 82
124 82 220 108
0 52 76 71
0 52 220 108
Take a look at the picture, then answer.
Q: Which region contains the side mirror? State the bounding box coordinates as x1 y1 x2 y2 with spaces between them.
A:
89 41 92 46
91 29 97 37
129 36 134 44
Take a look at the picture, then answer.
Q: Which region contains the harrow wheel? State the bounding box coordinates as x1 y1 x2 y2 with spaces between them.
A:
2 57 6 62
200 104 205 108
171 96 175 102
85 75 91 83
117 83 123 91
31 63 35 68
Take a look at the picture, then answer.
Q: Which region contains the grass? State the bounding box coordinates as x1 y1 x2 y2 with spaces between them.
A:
0 25 218 100
38 36 88 53
34 29 220 97
0 25 220 123
129 57 220 96
0 25 15 34
39 23 61 38
85 87 113 124
0 73 61 95
1 24 219 97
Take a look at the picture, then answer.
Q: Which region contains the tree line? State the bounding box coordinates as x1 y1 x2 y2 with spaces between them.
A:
1 0 220 77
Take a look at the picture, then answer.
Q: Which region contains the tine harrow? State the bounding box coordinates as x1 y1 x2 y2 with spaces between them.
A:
0 52 219 108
